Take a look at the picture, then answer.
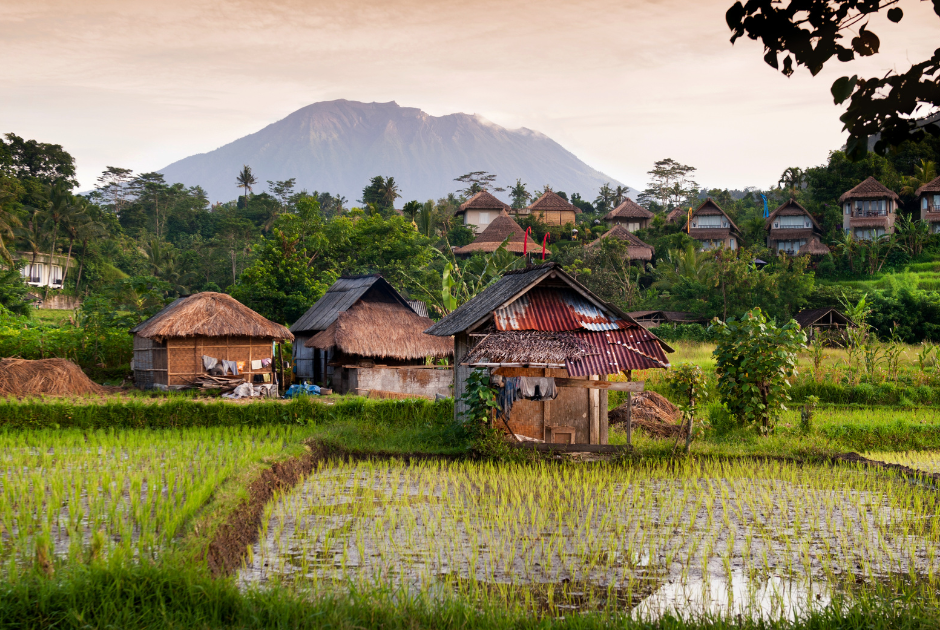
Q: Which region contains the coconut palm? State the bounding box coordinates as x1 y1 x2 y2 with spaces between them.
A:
379 177 401 210
900 160 937 197
778 167 805 195
612 185 630 207
235 165 258 205
831 230 858 273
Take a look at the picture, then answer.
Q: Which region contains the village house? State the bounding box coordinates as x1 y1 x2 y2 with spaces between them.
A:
917 175 940 234
603 199 653 232
14 252 70 289
425 262 672 446
130 292 292 390
454 190 512 233
684 198 741 250
765 199 827 255
291 275 452 398
452 211 540 256
839 176 899 240
512 191 580 226
586 225 654 262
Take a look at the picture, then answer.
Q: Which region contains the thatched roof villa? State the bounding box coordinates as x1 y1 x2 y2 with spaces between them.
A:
765 199 825 256
587 225 654 261
916 175 940 233
291 275 453 398
839 176 899 240
130 292 293 390
513 191 581 226
684 198 741 250
604 199 653 232
455 190 512 233
453 210 542 256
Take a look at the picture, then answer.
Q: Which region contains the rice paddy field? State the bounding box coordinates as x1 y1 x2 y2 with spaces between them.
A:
239 458 940 620
0 426 310 579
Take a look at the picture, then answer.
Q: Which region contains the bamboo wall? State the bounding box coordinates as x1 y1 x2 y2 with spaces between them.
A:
133 335 277 389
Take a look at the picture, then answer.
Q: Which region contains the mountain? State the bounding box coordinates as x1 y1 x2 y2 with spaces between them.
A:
158 100 626 205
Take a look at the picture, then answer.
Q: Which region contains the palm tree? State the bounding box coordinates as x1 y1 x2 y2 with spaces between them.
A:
594 183 614 214
778 167 805 195
831 230 858 273
37 181 75 285
0 183 22 266
236 165 258 205
73 217 107 289
901 160 937 197
60 196 90 281
612 185 630 207
894 215 929 257
379 177 401 210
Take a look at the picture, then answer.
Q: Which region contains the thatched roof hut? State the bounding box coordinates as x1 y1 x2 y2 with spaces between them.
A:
514 191 580 226
799 238 830 256
604 199 653 231
453 211 538 255
306 300 452 361
130 292 292 390
587 225 654 261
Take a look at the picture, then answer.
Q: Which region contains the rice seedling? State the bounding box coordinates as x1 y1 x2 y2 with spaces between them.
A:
862 450 940 475
0 426 306 577
241 458 940 620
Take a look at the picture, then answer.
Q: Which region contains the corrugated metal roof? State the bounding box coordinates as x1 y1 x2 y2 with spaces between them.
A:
564 330 670 376
424 264 558 336
495 288 627 332
290 275 411 333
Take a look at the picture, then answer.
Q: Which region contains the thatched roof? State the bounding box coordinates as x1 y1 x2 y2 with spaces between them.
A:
457 191 511 214
453 211 541 255
799 238 830 255
604 199 653 221
687 198 741 234
916 175 940 196
839 176 899 202
306 300 452 360
291 275 411 334
765 199 821 230
527 191 582 214
665 208 685 223
131 292 293 341
587 225 654 260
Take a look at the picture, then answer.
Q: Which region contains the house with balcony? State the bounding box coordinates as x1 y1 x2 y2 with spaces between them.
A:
917 175 940 234
765 199 825 255
839 176 899 240
455 190 512 233
603 199 653 232
684 198 741 250
14 252 70 288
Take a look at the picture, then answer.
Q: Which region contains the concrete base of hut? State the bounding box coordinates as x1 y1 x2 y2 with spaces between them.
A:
334 366 454 400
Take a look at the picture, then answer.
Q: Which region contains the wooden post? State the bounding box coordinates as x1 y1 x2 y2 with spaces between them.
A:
589 375 600 444
625 370 632 446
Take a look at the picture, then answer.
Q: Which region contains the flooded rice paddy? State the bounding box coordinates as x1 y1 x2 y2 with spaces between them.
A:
240 458 940 619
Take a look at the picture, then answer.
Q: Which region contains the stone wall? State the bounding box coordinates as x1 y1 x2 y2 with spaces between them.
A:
345 366 453 399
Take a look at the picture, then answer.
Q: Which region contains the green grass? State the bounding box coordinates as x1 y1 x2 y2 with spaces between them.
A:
29 309 75 324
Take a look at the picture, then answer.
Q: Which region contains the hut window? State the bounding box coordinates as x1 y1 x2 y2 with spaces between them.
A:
934 195 940 208
479 212 491 225
924 197 929 210
49 266 63 286
845 203 850 215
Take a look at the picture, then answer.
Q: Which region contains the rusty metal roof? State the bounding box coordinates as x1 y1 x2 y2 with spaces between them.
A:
564 330 670 376
494 288 629 332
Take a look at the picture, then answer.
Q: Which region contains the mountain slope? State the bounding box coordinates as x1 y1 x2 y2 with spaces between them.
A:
159 100 624 204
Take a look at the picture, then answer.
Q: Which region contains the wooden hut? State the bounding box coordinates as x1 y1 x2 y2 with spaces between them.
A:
130 292 293 390
587 225 654 261
453 211 541 256
795 308 855 339
425 262 673 446
291 275 453 397
513 191 581 226
626 310 705 330
604 199 653 232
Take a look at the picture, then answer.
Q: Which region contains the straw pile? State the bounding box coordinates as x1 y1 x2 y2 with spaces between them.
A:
609 391 684 438
0 358 110 396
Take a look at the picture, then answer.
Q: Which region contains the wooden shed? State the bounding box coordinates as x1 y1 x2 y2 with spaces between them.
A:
130 292 293 390
291 275 453 397
795 308 855 340
425 262 673 446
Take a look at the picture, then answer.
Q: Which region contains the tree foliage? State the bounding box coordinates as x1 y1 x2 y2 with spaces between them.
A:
711 308 806 434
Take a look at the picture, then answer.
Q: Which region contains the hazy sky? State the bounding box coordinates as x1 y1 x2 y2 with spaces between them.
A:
2 0 938 194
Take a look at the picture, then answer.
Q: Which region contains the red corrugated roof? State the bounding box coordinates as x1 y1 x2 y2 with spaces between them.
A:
495 288 630 332
564 330 670 376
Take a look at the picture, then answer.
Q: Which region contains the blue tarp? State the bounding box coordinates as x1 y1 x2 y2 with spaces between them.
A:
284 383 321 398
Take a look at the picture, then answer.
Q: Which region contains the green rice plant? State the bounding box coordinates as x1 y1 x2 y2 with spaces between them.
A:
242 457 940 619
0 426 307 578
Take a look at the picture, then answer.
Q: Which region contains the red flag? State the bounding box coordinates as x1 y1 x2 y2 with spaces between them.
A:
542 233 549 260
523 227 531 255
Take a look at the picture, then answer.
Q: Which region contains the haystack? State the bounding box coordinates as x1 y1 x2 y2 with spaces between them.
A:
0 358 110 396
609 391 684 438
